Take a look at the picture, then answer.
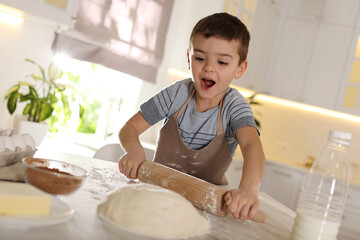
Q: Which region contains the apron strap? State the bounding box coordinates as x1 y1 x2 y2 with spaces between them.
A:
217 98 224 135
175 89 196 119
174 89 225 135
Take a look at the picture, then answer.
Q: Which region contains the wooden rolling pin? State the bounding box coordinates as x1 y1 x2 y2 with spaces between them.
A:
138 161 267 223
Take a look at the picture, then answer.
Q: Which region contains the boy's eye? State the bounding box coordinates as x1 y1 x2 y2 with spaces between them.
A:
195 57 204 61
218 61 228 65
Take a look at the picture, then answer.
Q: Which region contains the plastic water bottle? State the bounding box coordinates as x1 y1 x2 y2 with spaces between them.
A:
290 130 351 240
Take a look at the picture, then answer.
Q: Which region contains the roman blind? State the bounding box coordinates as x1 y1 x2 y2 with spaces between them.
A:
52 0 174 83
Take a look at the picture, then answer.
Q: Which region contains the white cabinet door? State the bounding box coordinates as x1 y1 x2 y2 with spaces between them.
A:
287 0 322 20
321 0 359 25
260 162 305 210
266 18 316 102
287 0 359 25
301 24 353 109
238 0 282 92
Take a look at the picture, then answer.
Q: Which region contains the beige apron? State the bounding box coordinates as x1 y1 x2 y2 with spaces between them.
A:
153 90 232 185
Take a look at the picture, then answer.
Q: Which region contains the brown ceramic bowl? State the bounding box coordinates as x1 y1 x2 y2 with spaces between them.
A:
22 157 88 195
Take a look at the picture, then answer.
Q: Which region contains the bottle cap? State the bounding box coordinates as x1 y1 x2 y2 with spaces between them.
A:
329 130 352 145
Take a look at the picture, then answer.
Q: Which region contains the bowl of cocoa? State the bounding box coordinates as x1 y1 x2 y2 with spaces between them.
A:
22 157 88 195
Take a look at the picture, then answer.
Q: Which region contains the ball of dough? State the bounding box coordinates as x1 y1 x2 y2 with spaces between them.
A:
97 183 209 239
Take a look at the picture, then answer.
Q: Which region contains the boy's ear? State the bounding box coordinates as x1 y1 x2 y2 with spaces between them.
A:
234 60 248 79
187 50 190 70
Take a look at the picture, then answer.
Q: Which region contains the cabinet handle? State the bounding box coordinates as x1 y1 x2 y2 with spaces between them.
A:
272 169 293 178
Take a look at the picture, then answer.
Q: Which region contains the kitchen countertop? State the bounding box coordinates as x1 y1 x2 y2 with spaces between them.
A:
1 150 295 240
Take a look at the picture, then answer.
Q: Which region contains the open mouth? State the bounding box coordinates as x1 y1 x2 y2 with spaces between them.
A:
201 78 215 88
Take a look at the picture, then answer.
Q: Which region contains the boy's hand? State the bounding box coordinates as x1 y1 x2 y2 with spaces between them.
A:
118 150 146 179
224 188 260 220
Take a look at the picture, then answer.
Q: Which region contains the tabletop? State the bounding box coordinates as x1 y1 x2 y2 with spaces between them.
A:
0 150 295 240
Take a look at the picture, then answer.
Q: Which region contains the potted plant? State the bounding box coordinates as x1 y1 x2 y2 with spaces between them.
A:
4 59 72 145
246 93 262 129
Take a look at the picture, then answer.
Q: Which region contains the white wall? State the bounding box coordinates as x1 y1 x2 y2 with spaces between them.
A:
0 14 58 129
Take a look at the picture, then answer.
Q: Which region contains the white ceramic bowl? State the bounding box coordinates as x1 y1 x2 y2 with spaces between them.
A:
0 137 5 152
0 129 16 136
10 134 27 152
2 136 15 152
21 134 36 151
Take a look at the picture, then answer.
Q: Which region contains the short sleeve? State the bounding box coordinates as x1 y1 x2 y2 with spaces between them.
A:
140 78 194 125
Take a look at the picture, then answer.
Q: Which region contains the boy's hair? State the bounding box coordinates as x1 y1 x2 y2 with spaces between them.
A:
189 12 250 65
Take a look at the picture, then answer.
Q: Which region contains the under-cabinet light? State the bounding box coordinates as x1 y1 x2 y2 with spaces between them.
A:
256 94 360 123
0 4 24 26
168 68 190 79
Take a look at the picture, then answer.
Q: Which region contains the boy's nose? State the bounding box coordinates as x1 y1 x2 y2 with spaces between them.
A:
203 61 215 72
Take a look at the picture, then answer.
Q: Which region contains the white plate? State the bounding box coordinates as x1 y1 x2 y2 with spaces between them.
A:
0 197 74 229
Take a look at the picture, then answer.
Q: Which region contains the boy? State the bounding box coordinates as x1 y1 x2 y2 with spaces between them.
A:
118 12 265 220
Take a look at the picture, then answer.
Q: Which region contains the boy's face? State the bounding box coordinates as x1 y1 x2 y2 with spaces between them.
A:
187 35 247 107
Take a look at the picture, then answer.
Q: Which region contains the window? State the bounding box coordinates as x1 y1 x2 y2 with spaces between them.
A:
51 54 142 140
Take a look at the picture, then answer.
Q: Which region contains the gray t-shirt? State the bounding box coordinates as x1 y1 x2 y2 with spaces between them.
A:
140 78 258 156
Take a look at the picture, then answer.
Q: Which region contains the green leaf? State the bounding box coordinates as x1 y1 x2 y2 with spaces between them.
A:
49 93 58 104
22 103 32 115
4 85 19 99
61 93 70 110
79 104 85 118
66 72 80 84
20 93 33 102
29 86 39 99
7 92 20 114
25 59 46 81
37 102 53 122
29 101 36 120
30 74 42 81
18 81 32 86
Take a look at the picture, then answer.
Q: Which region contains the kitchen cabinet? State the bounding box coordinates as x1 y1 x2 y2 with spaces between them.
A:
339 185 360 240
0 0 79 27
238 0 360 114
265 18 317 102
300 24 353 108
260 161 305 210
265 0 359 109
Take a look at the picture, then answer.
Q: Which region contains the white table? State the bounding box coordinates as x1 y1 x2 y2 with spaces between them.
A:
1 151 295 240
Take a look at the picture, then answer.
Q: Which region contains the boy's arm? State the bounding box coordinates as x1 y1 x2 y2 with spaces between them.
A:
224 126 265 220
118 111 151 179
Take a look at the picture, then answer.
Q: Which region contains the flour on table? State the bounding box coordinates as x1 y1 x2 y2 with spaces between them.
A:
97 183 209 239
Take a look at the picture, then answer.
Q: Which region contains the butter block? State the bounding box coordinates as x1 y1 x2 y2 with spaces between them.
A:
0 181 52 216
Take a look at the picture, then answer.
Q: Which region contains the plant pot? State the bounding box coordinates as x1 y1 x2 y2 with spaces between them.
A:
16 120 50 147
